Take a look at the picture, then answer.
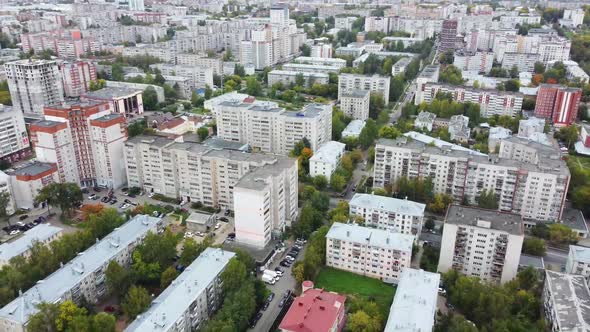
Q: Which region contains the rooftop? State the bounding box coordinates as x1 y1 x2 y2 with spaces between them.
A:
327 223 414 252
185 211 213 226
84 87 142 100
445 205 523 236
342 119 365 137
124 248 235 332
350 193 425 217
519 254 545 269
545 270 590 331
202 137 249 151
0 215 161 325
569 245 590 265
341 89 370 99
400 131 487 156
384 269 440 332
310 141 346 165
279 288 346 332
92 113 123 123
7 162 56 177
269 70 329 78
0 224 62 263
31 119 63 128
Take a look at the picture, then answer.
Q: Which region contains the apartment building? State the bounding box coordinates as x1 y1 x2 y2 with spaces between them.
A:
494 34 571 67
0 215 162 332
60 60 97 98
293 57 347 69
83 87 144 117
373 136 570 222
281 63 340 74
0 224 62 267
565 245 590 278
0 172 14 215
392 57 411 76
340 89 370 121
124 136 298 223
0 105 30 163
534 84 582 126
501 52 540 72
150 63 214 89
326 222 414 283
335 16 357 30
414 65 440 105
414 111 436 131
453 50 494 74
418 83 523 118
125 248 234 332
4 60 65 115
268 70 329 88
349 193 426 237
211 96 332 155
544 271 590 332
384 268 440 332
438 205 524 284
30 101 127 189
439 19 458 51
309 141 346 179
560 8 585 27
518 117 546 138
279 288 347 332
311 43 333 58
338 74 390 105
176 53 223 75
5 162 59 210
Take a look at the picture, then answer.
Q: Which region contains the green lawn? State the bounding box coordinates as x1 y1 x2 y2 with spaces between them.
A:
570 155 590 169
315 267 395 317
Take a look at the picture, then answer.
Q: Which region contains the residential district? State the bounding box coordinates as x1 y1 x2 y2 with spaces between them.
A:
1 0 590 331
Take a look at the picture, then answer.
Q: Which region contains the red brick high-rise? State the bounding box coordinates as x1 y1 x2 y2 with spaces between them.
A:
439 19 458 52
534 84 582 126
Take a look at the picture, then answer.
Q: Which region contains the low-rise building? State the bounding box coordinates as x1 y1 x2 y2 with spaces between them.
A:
414 111 436 131
326 222 414 283
185 212 214 233
293 57 347 69
124 248 235 332
565 245 590 278
0 215 162 332
349 193 425 237
279 287 347 332
6 162 59 210
438 205 524 284
543 270 590 332
384 268 440 332
83 87 144 117
281 63 340 74
309 141 346 179
448 115 470 143
340 89 370 121
268 70 329 88
0 224 62 267
342 120 365 138
392 57 411 76
518 117 546 138
488 126 512 152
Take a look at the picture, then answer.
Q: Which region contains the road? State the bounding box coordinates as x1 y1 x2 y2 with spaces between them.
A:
249 241 306 332
545 246 568 266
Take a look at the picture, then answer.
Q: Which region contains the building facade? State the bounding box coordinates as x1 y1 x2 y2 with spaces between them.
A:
534 84 582 126
267 70 329 88
309 141 346 179
6 162 59 210
83 87 144 117
60 60 97 97
0 224 62 267
338 73 391 105
565 245 590 278
340 90 370 121
439 19 458 51
0 105 31 163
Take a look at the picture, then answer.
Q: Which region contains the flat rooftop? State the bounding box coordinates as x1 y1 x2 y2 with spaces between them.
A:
569 245 590 265
84 87 142 100
341 89 369 98
327 223 414 252
350 193 425 217
310 141 346 165
0 224 62 263
0 215 161 325
7 162 55 177
545 270 590 331
445 205 523 235
384 268 440 332
124 248 235 332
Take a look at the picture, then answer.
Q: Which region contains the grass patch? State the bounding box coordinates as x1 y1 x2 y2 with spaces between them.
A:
569 155 590 169
315 267 395 318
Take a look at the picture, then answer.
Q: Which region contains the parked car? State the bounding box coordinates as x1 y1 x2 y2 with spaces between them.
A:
18 215 28 221
224 210 231 216
267 292 275 302
215 222 221 230
250 312 263 328
148 192 155 198
109 199 118 205
218 217 229 222
280 260 291 268
274 267 284 273
9 230 20 236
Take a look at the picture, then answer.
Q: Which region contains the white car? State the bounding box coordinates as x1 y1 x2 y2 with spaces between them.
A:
184 232 193 238
148 192 155 198
9 230 20 236
215 223 221 230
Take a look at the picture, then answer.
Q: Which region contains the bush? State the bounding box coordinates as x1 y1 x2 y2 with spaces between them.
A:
152 193 180 204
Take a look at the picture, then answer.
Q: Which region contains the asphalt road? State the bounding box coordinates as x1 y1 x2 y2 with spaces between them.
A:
544 246 568 266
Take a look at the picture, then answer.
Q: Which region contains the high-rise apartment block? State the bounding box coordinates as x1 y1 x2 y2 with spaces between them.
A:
349 193 426 238
439 19 458 51
60 60 97 97
453 50 494 74
373 136 570 221
534 84 582 126
128 0 144 11
338 74 391 105
0 105 31 163
4 60 65 115
340 90 370 121
0 215 162 332
326 222 414 283
210 95 332 155
438 205 524 284
124 248 235 332
30 101 128 189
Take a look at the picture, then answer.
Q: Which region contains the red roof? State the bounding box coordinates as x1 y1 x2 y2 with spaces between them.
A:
279 289 346 332
157 118 185 130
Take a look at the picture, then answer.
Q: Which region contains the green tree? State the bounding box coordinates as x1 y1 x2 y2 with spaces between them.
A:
143 87 159 111
245 76 262 96
378 125 401 139
27 302 60 332
197 126 209 141
534 62 546 74
35 183 83 217
439 50 454 65
369 93 385 120
477 189 498 210
347 310 381 332
313 175 328 190
160 266 178 288
522 237 546 256
548 223 578 245
556 125 579 148
424 218 435 231
221 258 248 293
329 174 347 192
122 286 151 320
0 191 11 222
105 260 133 299
358 119 378 149
91 313 116 332
56 300 87 332
439 65 464 85
389 74 405 102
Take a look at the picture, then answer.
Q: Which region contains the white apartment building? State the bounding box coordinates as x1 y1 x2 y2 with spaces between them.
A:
438 205 524 284
150 63 214 89
124 136 298 225
125 248 234 332
326 222 414 283
392 57 411 76
311 43 333 58
414 111 436 131
384 268 440 332
418 83 524 118
335 16 357 30
83 87 144 117
0 172 14 215
293 57 347 69
414 65 440 105
4 60 65 115
560 8 585 27
501 52 540 72
211 96 332 155
499 13 541 28
494 34 571 67
268 70 329 88
340 89 370 121
0 224 62 267
544 271 590 332
176 53 223 75
382 37 424 48
0 105 30 163
309 141 346 179
60 60 97 98
30 101 128 189
518 117 546 138
365 16 390 33
338 73 391 105
281 63 340 74
349 193 425 237
0 215 162 332
128 0 144 11
5 162 59 210
565 245 590 278
373 136 570 222
453 50 494 74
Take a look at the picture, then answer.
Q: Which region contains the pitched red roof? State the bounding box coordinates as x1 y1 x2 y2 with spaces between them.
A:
279 289 346 332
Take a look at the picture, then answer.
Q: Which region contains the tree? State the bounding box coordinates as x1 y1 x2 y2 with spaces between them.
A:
92 313 116 332
313 175 328 190
329 174 347 192
358 119 378 149
27 302 60 332
179 237 210 266
300 44 311 56
347 310 381 332
439 65 464 85
160 266 178 288
378 125 401 139
245 76 262 96
292 261 305 284
143 87 159 111
522 237 546 256
548 223 578 245
439 50 454 65
556 125 579 148
56 300 87 332
534 62 546 74
88 79 106 91
295 73 306 87
80 203 104 221
122 286 151 320
197 127 209 141
369 93 385 120
35 183 83 217
477 189 498 210
503 79 520 92
105 260 132 299
389 75 405 102
0 191 11 222
425 218 435 231
221 258 248 293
